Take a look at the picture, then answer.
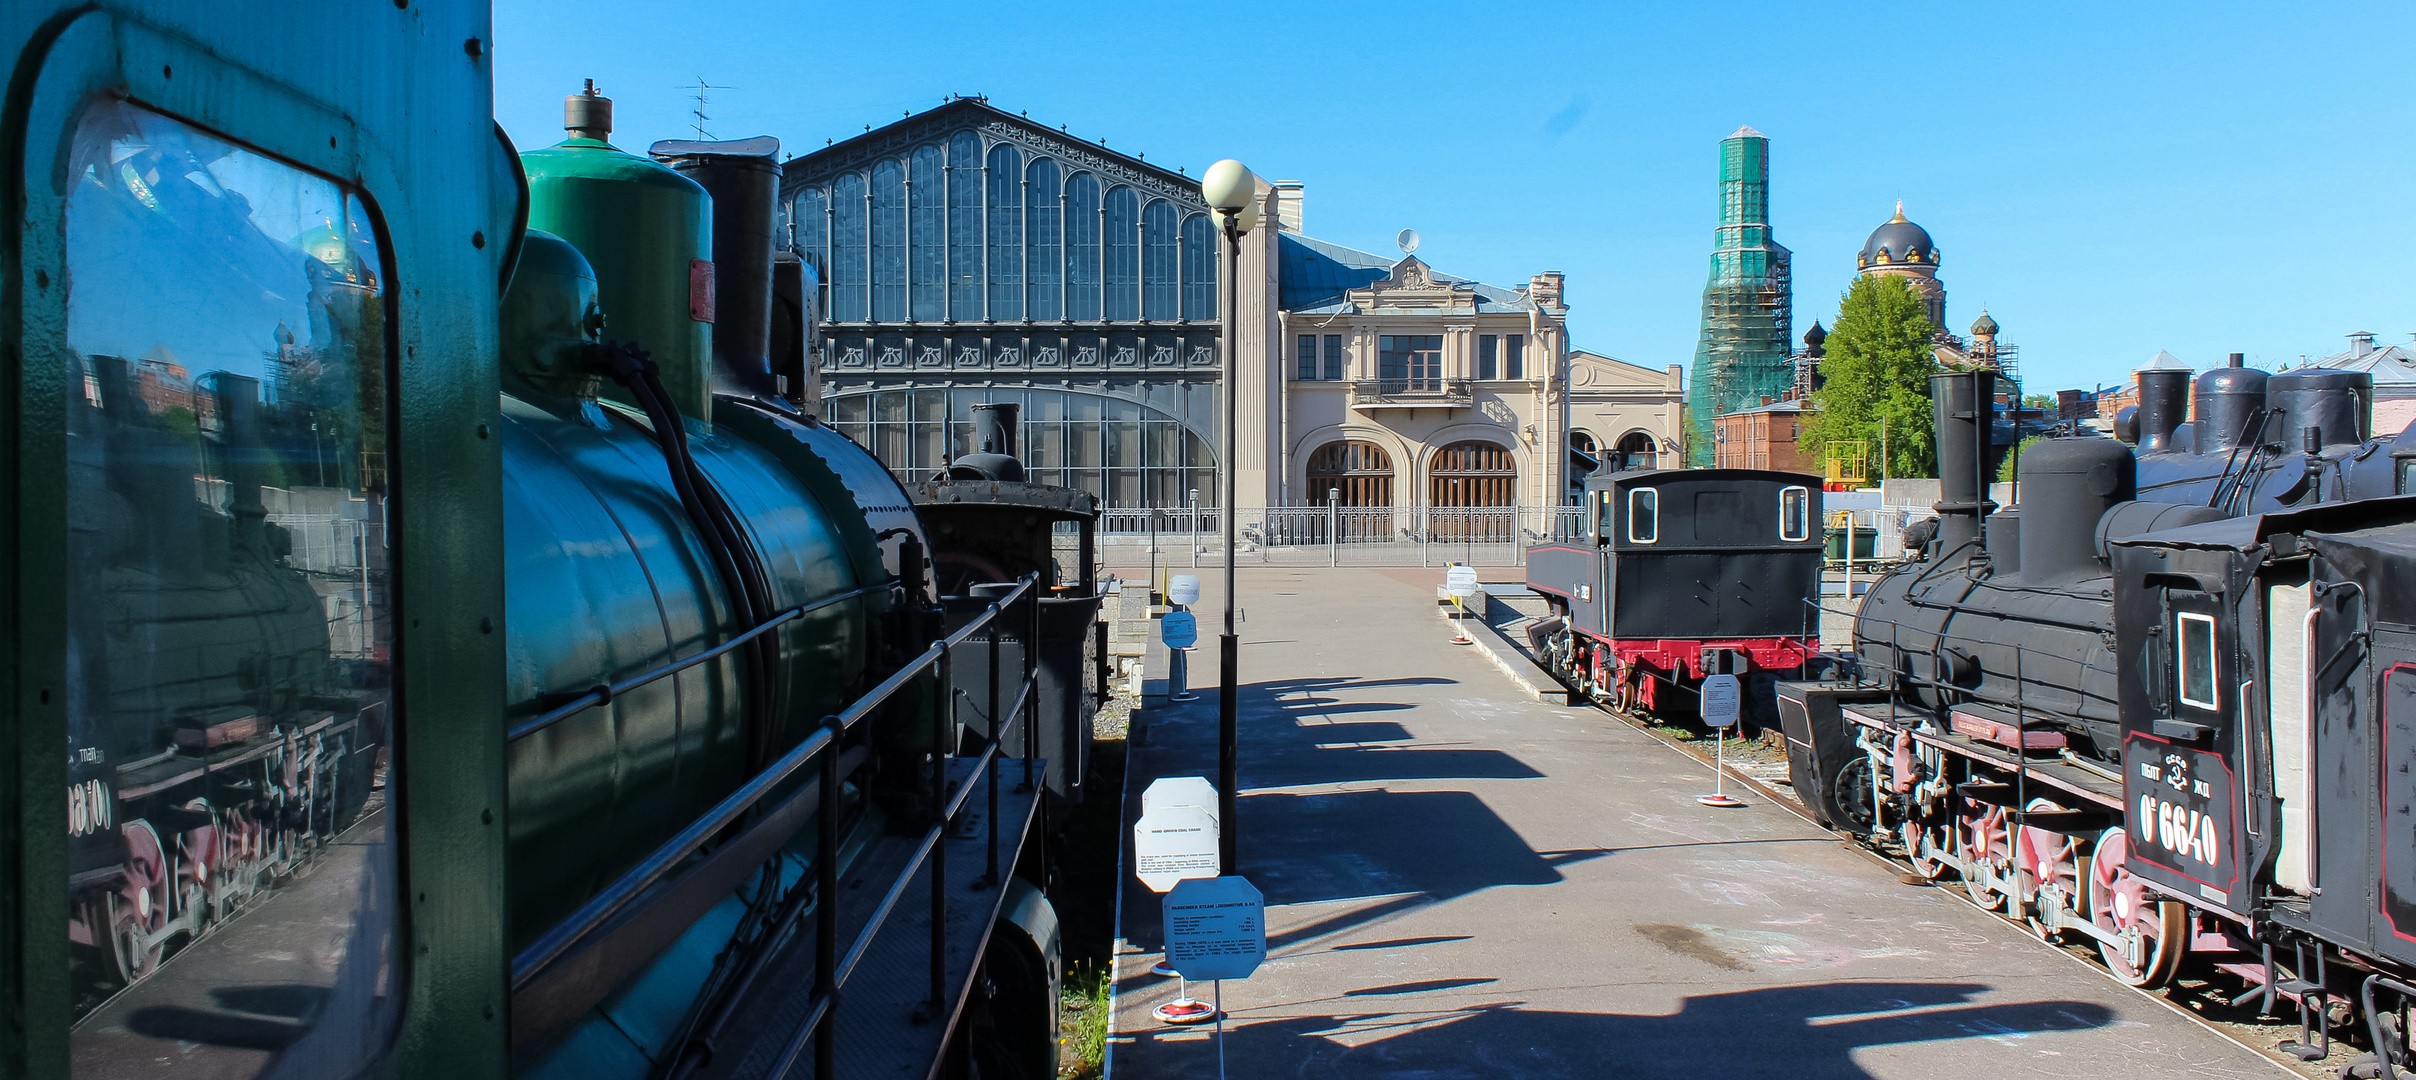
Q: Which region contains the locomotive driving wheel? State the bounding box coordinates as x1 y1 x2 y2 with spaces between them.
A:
2086 827 2186 987
1958 800 2014 911
109 820 171 984
1900 810 1956 880
2017 798 2083 939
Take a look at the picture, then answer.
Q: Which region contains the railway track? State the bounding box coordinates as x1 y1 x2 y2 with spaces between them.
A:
1584 696 2352 1079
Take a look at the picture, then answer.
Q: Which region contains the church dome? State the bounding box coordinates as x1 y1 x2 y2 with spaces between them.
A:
1857 201 1935 270
1970 310 1998 336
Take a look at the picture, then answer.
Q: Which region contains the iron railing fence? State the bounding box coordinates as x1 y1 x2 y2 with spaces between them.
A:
1086 505 1591 568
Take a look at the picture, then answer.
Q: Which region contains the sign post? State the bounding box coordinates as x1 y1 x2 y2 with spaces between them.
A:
1445 564 1480 646
1697 673 1746 808
1163 876 1266 1075
1134 779 1223 1019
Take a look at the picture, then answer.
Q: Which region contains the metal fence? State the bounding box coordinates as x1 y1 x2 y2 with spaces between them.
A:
1085 505 1590 568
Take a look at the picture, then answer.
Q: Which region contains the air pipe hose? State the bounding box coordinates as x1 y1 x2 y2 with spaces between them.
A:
588 342 787 773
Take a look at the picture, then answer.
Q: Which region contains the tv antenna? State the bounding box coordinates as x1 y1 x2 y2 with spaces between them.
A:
1396 229 1420 255
680 79 730 139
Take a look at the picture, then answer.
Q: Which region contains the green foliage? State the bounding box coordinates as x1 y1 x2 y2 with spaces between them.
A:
2021 393 2056 409
1805 276 1940 479
1999 434 2045 482
1059 960 1112 1078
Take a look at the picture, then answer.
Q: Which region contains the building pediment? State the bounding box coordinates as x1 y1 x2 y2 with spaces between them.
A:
1348 255 1476 313
1568 350 1681 392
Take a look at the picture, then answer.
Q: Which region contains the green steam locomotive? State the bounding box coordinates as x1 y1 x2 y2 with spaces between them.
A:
4 4 1098 1078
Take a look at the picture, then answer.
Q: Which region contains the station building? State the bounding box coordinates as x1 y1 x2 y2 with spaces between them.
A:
778 97 1682 513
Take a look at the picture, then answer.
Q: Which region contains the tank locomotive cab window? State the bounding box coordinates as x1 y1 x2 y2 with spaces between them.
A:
1779 485 1810 542
1627 487 1659 543
1594 489 1614 543
2177 611 2220 711
60 100 400 1073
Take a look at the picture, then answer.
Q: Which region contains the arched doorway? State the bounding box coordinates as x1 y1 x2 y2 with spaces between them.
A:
1566 431 1600 504
1306 440 1393 545
1306 440 1393 506
1616 430 1660 471
1429 440 1518 542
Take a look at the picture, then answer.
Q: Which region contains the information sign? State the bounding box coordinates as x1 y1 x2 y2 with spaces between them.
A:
1700 674 1742 728
1168 574 1202 606
1142 777 1219 822
1161 610 1198 649
1133 804 1220 892
1163 876 1265 981
1445 564 1481 600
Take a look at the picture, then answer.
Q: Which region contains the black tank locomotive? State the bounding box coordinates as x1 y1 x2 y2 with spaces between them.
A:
1783 366 2416 1072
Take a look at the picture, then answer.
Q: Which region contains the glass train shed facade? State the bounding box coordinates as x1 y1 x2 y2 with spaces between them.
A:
782 98 1222 507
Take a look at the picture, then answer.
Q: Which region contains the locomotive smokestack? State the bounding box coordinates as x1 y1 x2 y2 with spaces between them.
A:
2135 370 2190 453
652 136 784 401
946 403 1026 482
1929 369 1997 556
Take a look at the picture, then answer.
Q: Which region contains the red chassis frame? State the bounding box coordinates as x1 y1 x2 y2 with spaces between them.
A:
1578 633 1818 711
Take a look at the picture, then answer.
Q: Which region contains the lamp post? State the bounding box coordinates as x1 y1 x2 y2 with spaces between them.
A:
1199 158 1257 874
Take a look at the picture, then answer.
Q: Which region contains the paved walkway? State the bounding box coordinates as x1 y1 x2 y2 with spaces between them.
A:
1108 567 2285 1079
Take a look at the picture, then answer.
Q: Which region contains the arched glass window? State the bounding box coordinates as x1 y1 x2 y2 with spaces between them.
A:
1026 159 1061 320
1142 199 1179 321
1429 441 1519 507
987 143 1023 321
870 158 905 321
1064 172 1100 321
830 172 868 322
1103 186 1139 321
909 144 944 321
1181 213 1215 320
793 186 828 303
947 132 982 318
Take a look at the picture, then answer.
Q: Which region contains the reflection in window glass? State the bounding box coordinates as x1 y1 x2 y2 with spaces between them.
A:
1103 187 1139 321
986 144 1023 321
1180 213 1215 320
830 173 868 321
1628 488 1659 543
1025 161 1061 320
2178 612 2219 711
1141 199 1178 321
871 159 906 322
1779 486 1810 541
909 146 944 321
947 132 982 317
62 100 399 1074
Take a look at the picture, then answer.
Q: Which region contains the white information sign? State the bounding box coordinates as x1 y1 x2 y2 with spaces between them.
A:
1163 876 1265 981
1167 574 1202 606
1133 803 1220 892
1445 564 1481 600
1700 673 1743 728
1142 777 1219 822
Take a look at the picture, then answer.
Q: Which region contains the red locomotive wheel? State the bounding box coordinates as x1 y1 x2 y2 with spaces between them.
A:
2016 798 2082 939
2087 827 2186 987
1958 801 2013 911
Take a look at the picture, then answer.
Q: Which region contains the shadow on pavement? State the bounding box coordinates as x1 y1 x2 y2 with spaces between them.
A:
1125 981 2118 1080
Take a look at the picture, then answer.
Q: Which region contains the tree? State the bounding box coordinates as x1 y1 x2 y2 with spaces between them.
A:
1999 434 2045 482
1805 275 1939 479
2021 393 2056 409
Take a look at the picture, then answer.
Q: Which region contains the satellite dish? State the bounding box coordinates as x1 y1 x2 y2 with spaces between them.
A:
1396 229 1420 255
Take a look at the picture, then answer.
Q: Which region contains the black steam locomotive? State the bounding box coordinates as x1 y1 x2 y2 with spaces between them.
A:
1527 468 1824 714
1781 366 2416 1073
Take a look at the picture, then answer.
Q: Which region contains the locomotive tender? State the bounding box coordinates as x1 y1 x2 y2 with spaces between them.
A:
1783 366 2416 1072
5 5 1095 1079
1526 468 1824 714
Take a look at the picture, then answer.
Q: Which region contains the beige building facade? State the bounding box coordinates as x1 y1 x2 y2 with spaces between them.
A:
1227 182 1685 511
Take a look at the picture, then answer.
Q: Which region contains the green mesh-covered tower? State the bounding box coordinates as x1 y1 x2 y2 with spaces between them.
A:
1686 126 1793 466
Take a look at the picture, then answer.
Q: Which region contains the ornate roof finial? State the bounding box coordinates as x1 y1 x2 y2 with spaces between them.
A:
1890 199 1907 222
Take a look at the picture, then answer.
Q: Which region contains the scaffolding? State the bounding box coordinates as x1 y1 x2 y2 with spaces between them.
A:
1824 440 1868 489
1686 127 1793 465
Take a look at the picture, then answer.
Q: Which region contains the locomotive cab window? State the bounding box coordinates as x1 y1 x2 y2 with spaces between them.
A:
1594 489 1614 543
1779 485 1810 542
2176 611 2220 711
60 100 400 1073
1628 487 1658 543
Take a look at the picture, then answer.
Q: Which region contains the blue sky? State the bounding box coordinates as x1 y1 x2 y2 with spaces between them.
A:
494 1 2412 395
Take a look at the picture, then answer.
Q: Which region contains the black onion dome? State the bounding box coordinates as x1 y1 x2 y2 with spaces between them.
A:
1857 201 1936 269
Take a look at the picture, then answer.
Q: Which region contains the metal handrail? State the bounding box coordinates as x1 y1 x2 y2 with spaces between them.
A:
510 573 1039 993
509 582 887 742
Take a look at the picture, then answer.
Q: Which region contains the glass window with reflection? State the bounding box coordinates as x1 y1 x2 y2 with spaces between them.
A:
1024 160 1062 320
61 99 400 1075
909 145 944 321
871 158 906 321
1064 173 1100 321
986 144 1023 320
1103 186 1139 320
1779 486 1810 541
1180 213 1215 320
1628 487 1659 543
1141 199 1178 320
830 173 868 320
947 132 982 318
